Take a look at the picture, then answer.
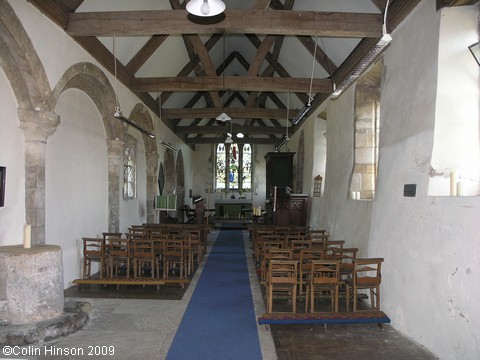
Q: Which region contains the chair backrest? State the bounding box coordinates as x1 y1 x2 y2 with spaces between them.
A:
163 238 186 257
299 248 325 265
127 227 146 240
354 258 384 287
132 239 155 258
323 240 345 258
333 247 358 276
102 232 123 240
83 238 105 257
268 260 298 285
265 248 292 261
108 238 130 257
310 260 340 285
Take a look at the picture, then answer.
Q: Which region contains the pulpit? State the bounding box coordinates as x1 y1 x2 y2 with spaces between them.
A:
265 187 308 227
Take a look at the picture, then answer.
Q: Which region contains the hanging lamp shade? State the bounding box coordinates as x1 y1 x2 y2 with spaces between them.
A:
216 112 231 122
186 0 226 17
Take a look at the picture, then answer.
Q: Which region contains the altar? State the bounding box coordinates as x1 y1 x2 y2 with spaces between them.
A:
215 198 253 219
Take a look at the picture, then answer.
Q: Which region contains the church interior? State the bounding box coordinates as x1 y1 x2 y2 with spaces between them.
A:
0 0 479 359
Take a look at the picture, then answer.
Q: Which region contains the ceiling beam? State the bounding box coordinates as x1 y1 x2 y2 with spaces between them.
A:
162 107 295 119
175 125 287 135
65 10 383 38
185 136 276 145
132 76 333 93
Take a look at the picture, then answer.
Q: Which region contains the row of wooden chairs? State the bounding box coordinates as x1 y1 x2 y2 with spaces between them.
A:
82 224 212 282
265 257 384 314
251 225 384 314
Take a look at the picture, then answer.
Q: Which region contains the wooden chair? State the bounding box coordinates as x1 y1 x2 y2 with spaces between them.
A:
108 238 131 278
266 260 298 313
346 258 384 312
287 238 313 259
82 238 108 278
323 240 345 259
298 248 325 296
162 239 187 280
183 228 203 267
306 260 340 313
333 247 359 280
132 239 157 278
260 248 292 284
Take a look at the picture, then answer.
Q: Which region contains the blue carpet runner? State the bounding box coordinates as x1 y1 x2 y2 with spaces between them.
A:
166 229 262 360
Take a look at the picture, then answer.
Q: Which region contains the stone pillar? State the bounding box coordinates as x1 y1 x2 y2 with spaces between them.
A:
19 109 60 245
146 152 159 224
0 245 64 325
107 139 124 232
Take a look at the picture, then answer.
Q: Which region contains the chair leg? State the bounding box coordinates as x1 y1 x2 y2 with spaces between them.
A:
304 285 309 313
292 286 297 313
334 285 339 312
377 287 380 310
346 284 350 312
267 285 273 313
353 286 358 312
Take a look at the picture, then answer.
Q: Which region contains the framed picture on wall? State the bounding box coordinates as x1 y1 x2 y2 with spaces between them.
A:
0 166 5 207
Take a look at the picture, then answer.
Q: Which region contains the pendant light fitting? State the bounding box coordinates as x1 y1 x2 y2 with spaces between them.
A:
216 32 231 122
186 0 226 17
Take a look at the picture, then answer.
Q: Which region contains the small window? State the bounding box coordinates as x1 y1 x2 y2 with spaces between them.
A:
123 136 137 200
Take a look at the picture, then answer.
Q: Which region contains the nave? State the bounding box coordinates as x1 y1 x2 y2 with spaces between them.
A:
28 229 435 360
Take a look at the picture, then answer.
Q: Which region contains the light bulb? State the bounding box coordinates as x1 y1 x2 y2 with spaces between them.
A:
200 0 210 15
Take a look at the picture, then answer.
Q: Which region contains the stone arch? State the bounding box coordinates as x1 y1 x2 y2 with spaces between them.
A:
51 62 123 140
128 103 158 154
0 0 52 111
52 64 159 229
128 103 158 223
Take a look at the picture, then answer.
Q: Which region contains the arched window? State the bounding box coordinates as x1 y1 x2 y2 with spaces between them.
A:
349 60 382 200
215 143 252 193
123 135 137 200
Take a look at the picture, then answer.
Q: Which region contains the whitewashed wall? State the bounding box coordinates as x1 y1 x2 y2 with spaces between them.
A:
0 66 26 246
47 89 109 284
371 1 480 359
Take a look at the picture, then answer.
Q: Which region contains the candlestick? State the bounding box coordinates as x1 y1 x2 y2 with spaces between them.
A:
23 224 31 249
450 169 458 196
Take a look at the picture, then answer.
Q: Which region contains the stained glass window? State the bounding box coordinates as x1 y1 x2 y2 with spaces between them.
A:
215 143 252 192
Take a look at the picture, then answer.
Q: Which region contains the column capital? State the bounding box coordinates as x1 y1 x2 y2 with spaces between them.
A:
106 138 125 156
18 108 60 143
